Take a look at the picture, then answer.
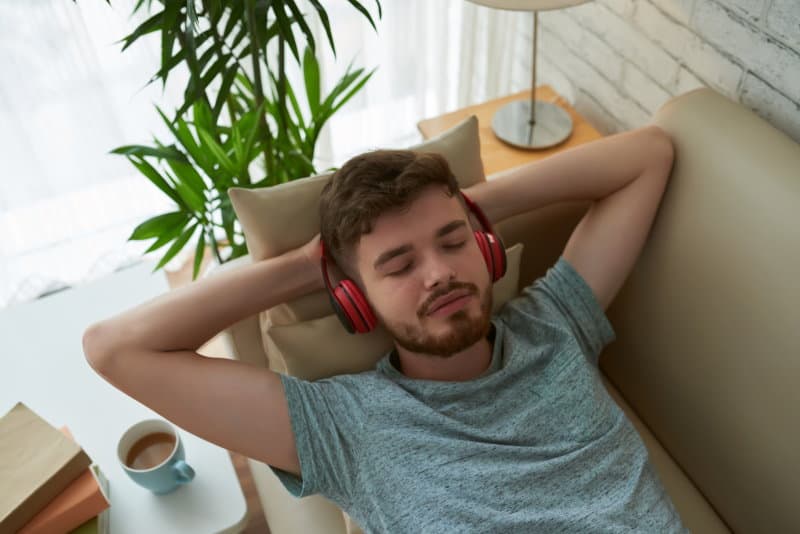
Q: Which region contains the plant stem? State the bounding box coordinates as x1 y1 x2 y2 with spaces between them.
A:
245 0 274 180
206 226 224 264
277 35 287 139
209 16 236 124
175 22 212 114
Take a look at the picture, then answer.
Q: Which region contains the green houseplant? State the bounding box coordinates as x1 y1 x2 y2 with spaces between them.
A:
107 0 381 279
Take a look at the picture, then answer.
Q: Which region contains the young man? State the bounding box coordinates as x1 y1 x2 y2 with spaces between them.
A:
83 125 685 532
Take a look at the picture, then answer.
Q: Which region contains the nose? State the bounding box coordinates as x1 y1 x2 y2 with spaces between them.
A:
422 251 456 290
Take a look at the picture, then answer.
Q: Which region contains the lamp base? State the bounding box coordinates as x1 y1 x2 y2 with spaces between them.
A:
491 99 573 150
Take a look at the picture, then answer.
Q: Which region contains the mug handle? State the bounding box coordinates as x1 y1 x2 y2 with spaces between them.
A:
172 460 196 484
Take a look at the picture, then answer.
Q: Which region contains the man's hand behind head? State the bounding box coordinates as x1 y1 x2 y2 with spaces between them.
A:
299 233 325 292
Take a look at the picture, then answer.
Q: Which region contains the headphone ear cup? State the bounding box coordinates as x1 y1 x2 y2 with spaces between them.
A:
328 290 356 334
320 242 376 334
486 233 507 281
339 280 378 334
474 231 507 282
333 283 367 334
474 231 494 276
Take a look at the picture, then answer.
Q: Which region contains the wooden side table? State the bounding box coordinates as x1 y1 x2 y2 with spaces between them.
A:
417 86 604 176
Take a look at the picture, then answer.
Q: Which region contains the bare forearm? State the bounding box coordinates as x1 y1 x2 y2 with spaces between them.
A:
468 125 674 222
85 247 321 357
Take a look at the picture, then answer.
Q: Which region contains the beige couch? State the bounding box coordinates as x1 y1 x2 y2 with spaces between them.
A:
211 88 800 533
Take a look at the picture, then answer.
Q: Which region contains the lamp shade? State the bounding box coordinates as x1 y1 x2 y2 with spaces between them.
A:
465 0 590 11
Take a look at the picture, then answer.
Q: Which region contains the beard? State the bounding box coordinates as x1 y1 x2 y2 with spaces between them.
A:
380 281 493 357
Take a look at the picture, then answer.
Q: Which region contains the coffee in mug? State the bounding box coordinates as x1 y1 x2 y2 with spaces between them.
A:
117 418 195 495
125 431 177 470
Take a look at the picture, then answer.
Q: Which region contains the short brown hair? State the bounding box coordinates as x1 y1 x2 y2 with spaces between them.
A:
319 149 460 274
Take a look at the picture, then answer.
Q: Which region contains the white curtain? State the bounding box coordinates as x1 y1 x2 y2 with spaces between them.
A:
0 0 181 307
0 0 530 309
313 1 530 166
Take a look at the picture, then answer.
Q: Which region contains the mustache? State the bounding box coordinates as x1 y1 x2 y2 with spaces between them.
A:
418 281 478 318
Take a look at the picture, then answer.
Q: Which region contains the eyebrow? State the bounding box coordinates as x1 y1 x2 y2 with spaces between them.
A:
373 220 468 270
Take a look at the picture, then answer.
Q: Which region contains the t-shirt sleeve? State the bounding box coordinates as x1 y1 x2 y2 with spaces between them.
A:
501 256 616 364
269 372 365 504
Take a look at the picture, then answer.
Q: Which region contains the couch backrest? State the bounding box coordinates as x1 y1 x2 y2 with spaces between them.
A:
502 88 800 533
218 88 799 532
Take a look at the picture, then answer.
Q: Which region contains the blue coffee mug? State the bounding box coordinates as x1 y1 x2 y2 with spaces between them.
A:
117 418 195 495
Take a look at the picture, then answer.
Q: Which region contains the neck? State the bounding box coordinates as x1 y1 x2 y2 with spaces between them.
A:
392 332 494 382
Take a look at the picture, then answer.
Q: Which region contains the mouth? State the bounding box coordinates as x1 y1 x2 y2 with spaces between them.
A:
426 289 473 317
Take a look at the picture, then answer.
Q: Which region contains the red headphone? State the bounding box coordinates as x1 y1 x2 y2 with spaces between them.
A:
320 191 506 334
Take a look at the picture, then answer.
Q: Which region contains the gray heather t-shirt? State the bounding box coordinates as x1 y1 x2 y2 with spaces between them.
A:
271 256 687 533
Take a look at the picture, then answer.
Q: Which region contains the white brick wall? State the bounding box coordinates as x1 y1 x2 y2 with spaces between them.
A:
508 0 800 141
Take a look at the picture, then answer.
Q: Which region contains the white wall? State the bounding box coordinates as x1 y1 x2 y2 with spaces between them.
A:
509 0 800 140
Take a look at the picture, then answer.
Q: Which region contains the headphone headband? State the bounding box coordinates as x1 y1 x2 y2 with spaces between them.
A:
459 191 494 236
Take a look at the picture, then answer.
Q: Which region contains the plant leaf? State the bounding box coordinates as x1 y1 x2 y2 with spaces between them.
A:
156 106 213 172
213 63 239 121
302 46 320 115
202 0 224 24
166 159 208 200
219 194 237 246
127 156 185 208
192 99 215 135
192 229 207 280
272 4 300 63
186 0 199 32
197 129 237 175
328 68 376 116
119 10 163 52
311 67 376 146
240 101 266 176
170 176 206 213
144 219 188 253
221 2 244 39
230 22 250 57
346 0 378 31
234 71 255 99
317 61 362 111
128 211 187 240
154 222 198 271
284 1 316 53
149 48 186 86
110 144 188 162
308 0 336 56
147 29 213 87
160 1 181 87
231 119 244 163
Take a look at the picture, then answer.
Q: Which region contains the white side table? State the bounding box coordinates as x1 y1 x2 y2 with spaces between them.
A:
0 262 248 533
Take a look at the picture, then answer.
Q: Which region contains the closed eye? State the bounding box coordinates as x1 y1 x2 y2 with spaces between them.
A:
387 262 413 277
386 242 465 276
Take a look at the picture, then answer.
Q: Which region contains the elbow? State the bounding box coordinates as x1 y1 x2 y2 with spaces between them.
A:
82 321 117 373
644 125 676 177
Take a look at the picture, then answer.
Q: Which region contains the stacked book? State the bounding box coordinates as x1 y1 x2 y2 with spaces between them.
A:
1 402 111 534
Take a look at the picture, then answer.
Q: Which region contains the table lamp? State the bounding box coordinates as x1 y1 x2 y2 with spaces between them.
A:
465 0 591 149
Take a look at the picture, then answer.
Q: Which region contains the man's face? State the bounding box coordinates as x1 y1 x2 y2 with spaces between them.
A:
354 185 493 357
